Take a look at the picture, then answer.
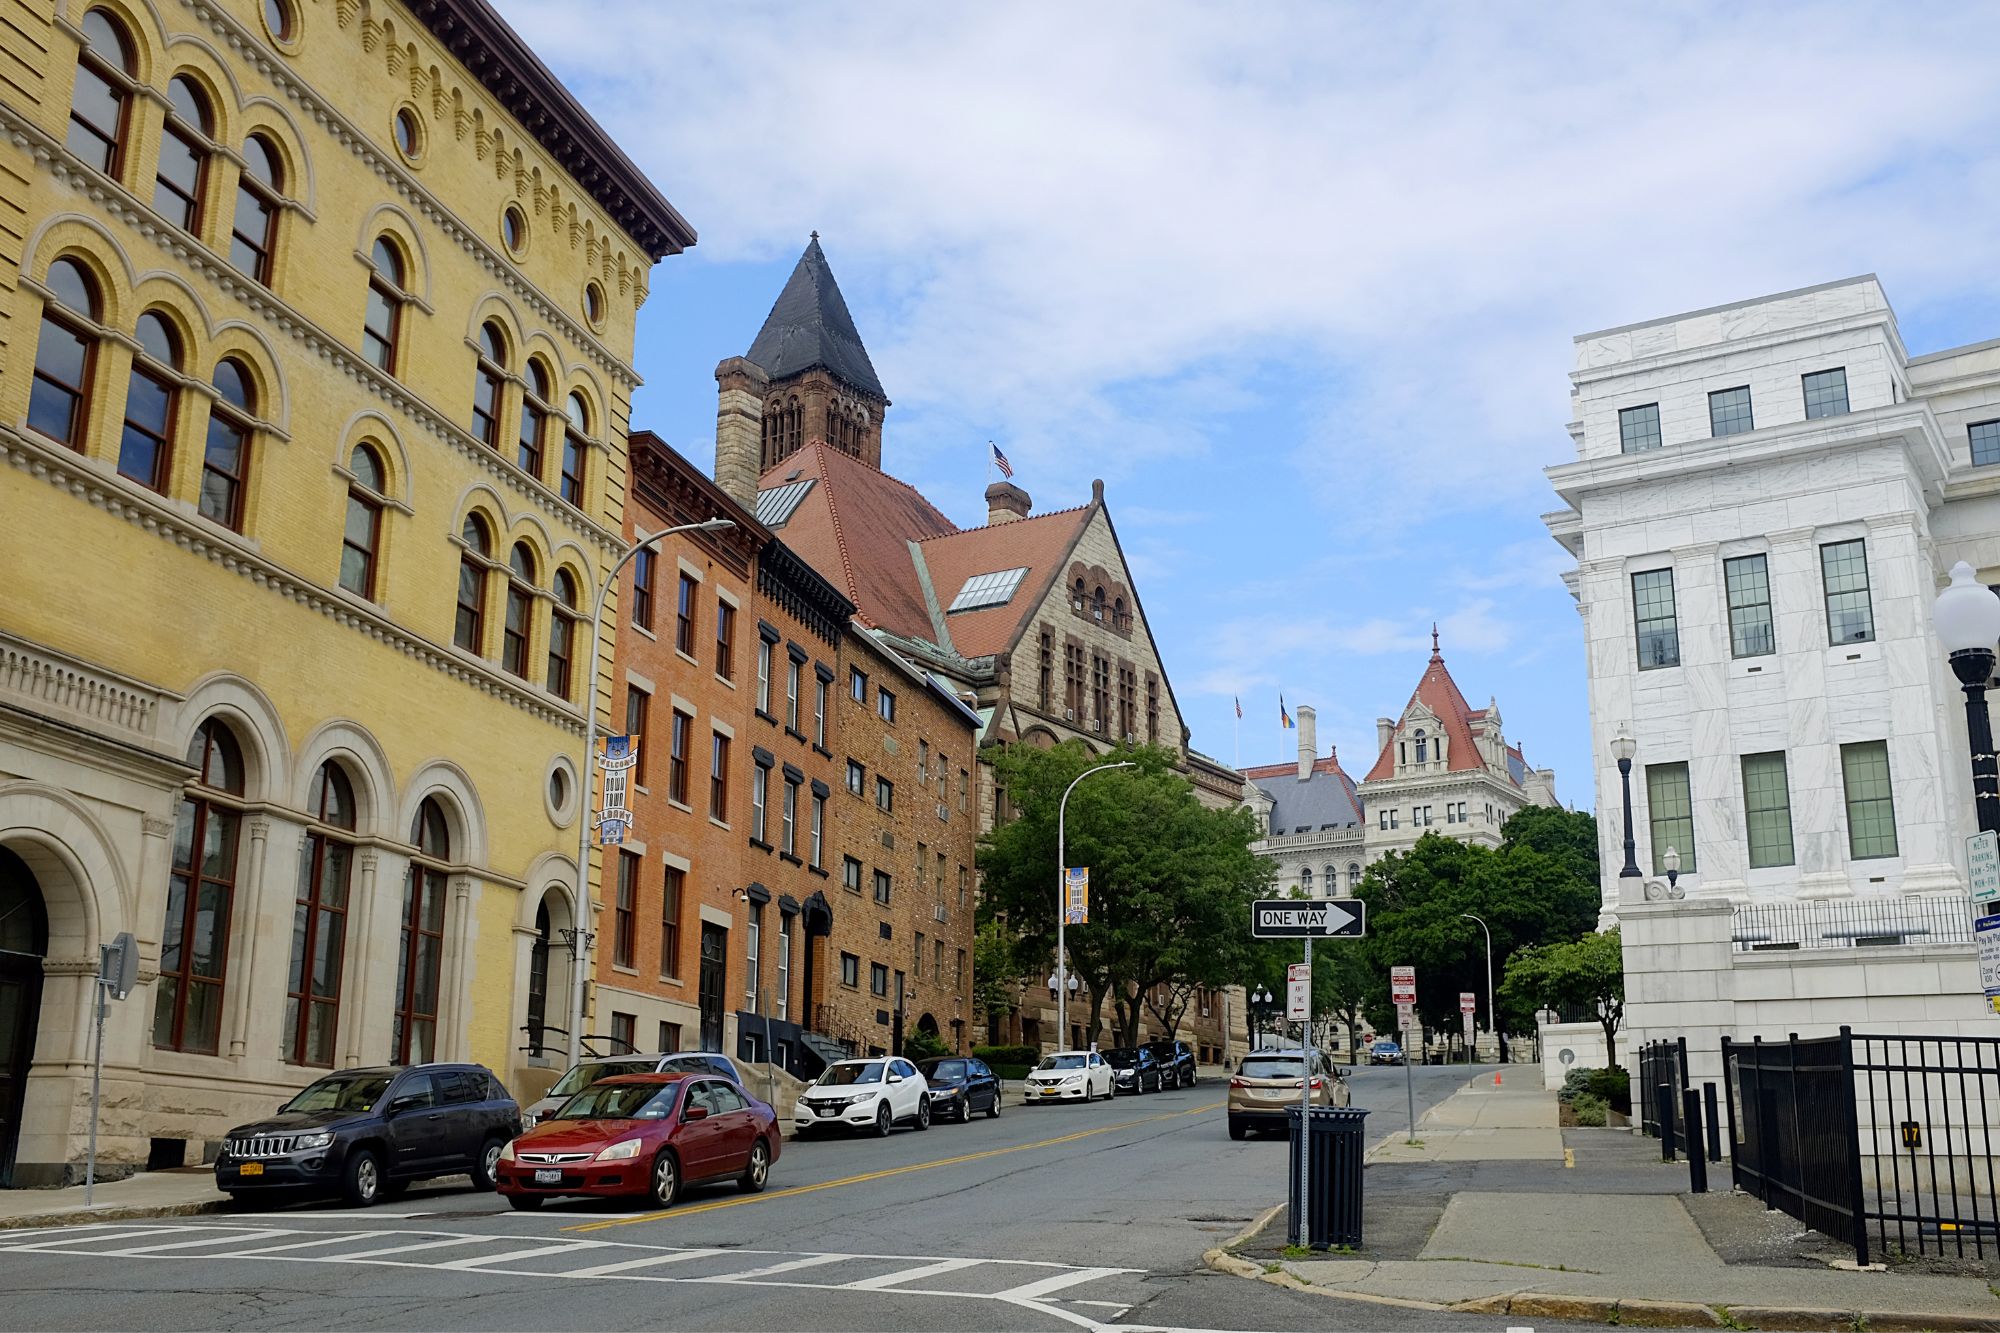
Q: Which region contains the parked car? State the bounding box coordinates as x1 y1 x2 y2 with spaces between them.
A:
524 1052 748 1127
216 1064 520 1207
1368 1040 1406 1066
918 1056 1002 1121
1102 1046 1164 1095
1228 1049 1348 1140
497 1072 777 1210
792 1058 931 1136
1023 1050 1114 1103
1147 1039 1198 1089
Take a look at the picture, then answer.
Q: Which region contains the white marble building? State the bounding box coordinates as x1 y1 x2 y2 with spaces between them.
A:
1542 275 2000 1074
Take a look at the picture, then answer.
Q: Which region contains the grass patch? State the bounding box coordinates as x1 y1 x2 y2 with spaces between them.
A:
1280 1244 1312 1260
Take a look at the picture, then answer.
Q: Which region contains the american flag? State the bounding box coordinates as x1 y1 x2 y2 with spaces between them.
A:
991 442 1013 478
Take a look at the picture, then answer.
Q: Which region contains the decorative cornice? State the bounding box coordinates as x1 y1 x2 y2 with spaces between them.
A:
1 422 586 737
759 541 855 649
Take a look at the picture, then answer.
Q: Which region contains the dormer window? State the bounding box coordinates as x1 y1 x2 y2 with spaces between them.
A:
1414 729 1428 764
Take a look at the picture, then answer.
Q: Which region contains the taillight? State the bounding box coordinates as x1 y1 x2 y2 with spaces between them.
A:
1310 1077 1324 1089
1228 1077 1247 1089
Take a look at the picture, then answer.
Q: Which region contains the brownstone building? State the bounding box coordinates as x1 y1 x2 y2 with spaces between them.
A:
600 431 975 1075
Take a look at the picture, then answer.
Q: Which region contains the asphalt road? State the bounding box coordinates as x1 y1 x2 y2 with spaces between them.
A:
0 1063 1494 1332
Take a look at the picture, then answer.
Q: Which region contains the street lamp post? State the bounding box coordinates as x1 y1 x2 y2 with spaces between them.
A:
567 517 736 1063
1249 986 1273 1050
1933 561 2000 920
1459 912 1494 1062
1056 760 1135 1052
1611 728 1641 881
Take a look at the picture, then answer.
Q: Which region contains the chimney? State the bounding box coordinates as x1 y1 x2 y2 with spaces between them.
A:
985 480 1031 524
712 355 770 511
1296 705 1316 782
1376 716 1394 757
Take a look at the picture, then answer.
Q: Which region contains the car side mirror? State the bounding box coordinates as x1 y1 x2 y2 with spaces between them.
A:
683 1105 709 1121
887 1073 904 1084
387 1095 420 1115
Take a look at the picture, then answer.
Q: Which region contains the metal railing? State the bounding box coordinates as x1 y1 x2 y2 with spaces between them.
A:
1730 895 1975 952
1637 1037 1690 1154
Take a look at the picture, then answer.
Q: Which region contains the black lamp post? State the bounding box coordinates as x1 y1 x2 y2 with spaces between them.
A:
1933 562 2000 917
1248 986 1274 1050
1612 728 1641 881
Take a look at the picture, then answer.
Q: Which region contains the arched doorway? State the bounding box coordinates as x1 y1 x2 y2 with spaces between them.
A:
526 900 552 1056
0 848 49 1187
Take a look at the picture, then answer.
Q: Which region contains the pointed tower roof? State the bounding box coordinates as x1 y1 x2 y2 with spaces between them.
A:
1363 631 1489 782
745 234 886 400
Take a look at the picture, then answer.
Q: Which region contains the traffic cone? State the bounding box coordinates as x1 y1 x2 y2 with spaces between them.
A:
1493 1071 1503 1087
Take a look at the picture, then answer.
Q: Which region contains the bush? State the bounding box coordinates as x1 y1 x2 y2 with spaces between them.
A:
1570 1092 1608 1127
973 1044 1039 1068
990 1064 1031 1081
901 1028 949 1063
1558 1066 1596 1102
1586 1066 1630 1114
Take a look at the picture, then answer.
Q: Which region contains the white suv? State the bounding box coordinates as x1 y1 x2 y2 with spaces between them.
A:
1024 1050 1114 1102
794 1058 932 1137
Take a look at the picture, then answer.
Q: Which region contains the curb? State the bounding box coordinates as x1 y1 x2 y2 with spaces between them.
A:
0 1199 229 1232
1200 1202 1448 1314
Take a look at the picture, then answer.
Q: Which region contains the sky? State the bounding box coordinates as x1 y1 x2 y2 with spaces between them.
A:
497 1 2000 811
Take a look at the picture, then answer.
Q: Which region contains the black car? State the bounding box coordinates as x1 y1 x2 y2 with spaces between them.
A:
1102 1046 1163 1094
216 1064 520 1207
917 1056 1002 1122
1147 1039 1197 1089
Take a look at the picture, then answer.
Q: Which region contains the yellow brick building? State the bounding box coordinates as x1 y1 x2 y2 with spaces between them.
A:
0 0 691 1184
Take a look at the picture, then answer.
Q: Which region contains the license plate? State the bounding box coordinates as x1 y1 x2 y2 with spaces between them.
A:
817 1106 836 1116
238 1162 264 1177
1040 1088 1058 1096
534 1169 563 1184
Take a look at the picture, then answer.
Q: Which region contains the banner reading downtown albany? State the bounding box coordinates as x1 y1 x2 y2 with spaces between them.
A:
1064 867 1089 924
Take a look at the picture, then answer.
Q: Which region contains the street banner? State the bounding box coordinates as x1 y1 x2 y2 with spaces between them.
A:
1286 962 1311 1021
1978 916 2000 1013
595 734 637 846
1064 867 1089 924
1973 831 2000 905
1391 966 1416 1005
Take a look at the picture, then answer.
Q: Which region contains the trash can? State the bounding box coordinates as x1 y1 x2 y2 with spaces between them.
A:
1287 1105 1369 1249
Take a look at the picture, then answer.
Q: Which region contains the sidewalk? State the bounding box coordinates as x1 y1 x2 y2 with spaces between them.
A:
1213 1071 2000 1330
0 1169 227 1231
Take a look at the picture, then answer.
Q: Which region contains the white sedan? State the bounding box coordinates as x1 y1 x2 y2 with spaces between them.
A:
1022 1051 1114 1103
793 1057 932 1136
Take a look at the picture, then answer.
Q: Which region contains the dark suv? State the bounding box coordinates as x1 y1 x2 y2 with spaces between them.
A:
1102 1046 1163 1095
216 1064 520 1207
1147 1039 1197 1089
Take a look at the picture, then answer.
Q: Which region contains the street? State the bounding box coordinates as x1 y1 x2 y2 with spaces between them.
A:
0 1066 1488 1333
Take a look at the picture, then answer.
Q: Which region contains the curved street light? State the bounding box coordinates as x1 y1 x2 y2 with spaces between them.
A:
1459 912 1493 1061
1055 760 1135 1050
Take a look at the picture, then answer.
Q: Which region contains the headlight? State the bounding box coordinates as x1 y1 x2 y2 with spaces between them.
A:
499 1140 517 1162
1061 1075 1082 1084
595 1138 644 1161
294 1131 333 1151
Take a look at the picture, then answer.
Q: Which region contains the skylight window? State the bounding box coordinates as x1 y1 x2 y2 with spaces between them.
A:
755 478 815 527
948 567 1029 613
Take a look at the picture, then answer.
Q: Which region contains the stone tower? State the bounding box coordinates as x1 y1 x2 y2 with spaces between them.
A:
714 235 889 508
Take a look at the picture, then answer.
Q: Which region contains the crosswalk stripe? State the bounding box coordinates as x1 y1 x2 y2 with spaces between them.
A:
219 1231 397 1256
712 1252 850 1281
991 1266 1126 1302
840 1256 984 1289
2 1228 176 1252
324 1235 492 1261
429 1241 607 1271
561 1248 722 1278
95 1229 290 1256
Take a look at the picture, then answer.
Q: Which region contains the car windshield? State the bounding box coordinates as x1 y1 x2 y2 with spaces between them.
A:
922 1060 966 1081
820 1062 885 1086
1101 1049 1138 1067
281 1072 393 1114
1374 1042 1400 1051
1037 1054 1087 1071
1239 1057 1306 1080
554 1082 676 1121
548 1059 654 1099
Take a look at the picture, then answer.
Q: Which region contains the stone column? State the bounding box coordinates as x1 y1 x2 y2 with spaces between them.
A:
226 816 288 1059
342 849 381 1069
445 874 476 1062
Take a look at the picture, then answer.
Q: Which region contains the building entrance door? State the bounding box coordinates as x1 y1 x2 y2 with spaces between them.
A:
698 923 726 1052
0 849 50 1187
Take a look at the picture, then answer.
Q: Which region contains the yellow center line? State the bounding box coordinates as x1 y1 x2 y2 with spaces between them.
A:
563 1103 1215 1233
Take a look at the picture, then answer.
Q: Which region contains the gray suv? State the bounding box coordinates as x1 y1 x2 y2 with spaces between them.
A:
216 1064 520 1207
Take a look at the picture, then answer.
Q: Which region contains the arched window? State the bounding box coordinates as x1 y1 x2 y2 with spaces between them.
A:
784 395 801 455
1091 586 1106 622
1113 596 1127 630
1414 728 1428 765
67 10 134 178
1300 866 1313 894
153 718 245 1054
760 399 780 467
395 797 451 1064
526 900 552 1054
155 76 213 233
118 311 181 491
287 761 356 1066
547 568 578 699
455 513 490 652
362 237 405 374
518 360 551 479
560 392 589 506
1348 862 1362 889
340 443 385 598
470 321 505 445
1073 578 1086 611
30 258 101 447
1324 865 1337 893
502 541 536 677
199 358 256 530
230 134 283 286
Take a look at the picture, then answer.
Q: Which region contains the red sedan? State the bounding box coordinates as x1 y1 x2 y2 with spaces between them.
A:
496 1072 778 1210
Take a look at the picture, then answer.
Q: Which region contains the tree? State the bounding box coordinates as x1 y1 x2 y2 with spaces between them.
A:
1500 929 1626 1067
971 917 1025 1022
1500 804 1601 889
977 740 1272 1047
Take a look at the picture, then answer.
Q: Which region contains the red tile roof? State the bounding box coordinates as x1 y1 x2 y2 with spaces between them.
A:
1242 747 1353 782
1363 640 1488 783
919 507 1091 659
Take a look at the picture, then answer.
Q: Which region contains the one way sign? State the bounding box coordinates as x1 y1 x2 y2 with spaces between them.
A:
1251 898 1366 938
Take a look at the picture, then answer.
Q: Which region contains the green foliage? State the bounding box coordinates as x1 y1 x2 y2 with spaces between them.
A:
900 1027 949 1063
1569 1091 1608 1127
1501 928 1627 1067
971 1044 1040 1068
1500 805 1601 889
972 918 1027 1017
1558 1064 1630 1114
977 740 1273 1045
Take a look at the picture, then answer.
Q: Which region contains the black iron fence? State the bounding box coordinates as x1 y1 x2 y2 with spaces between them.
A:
1722 1028 2000 1264
1637 1037 1691 1155
1731 895 1975 952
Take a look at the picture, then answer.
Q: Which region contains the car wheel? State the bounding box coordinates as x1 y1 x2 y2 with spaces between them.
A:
874 1103 893 1137
507 1194 543 1211
1229 1118 1247 1141
987 1090 1002 1119
957 1098 971 1123
470 1137 505 1192
340 1148 382 1208
739 1138 770 1193
648 1150 681 1209
914 1097 931 1131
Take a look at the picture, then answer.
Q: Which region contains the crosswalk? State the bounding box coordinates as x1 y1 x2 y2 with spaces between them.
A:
0 1222 1145 1329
